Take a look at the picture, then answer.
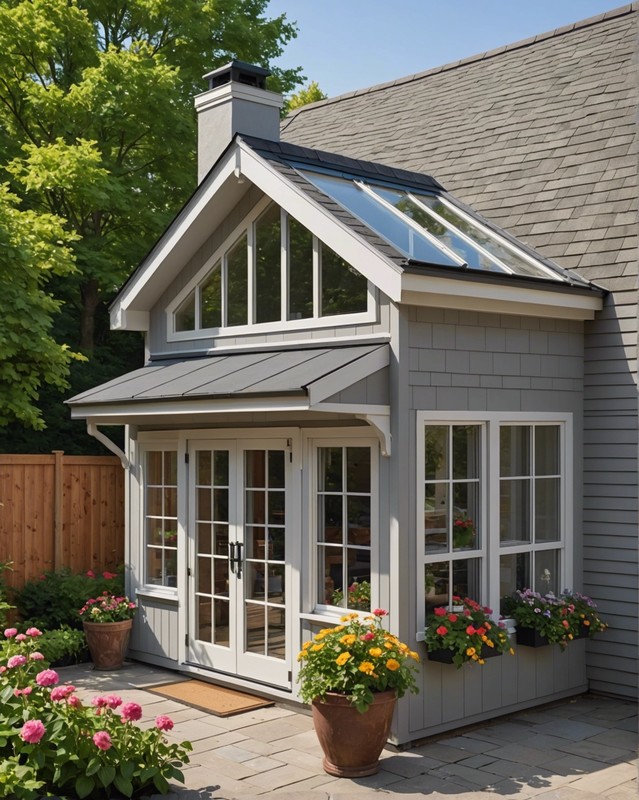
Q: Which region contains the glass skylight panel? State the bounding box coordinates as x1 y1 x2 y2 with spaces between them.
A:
371 186 505 273
412 194 558 280
301 171 460 267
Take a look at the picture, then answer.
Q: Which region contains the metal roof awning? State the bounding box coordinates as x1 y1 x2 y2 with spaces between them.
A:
67 343 389 421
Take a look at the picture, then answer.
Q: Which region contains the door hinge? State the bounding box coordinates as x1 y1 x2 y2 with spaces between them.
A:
286 438 293 462
184 452 189 464
187 567 192 577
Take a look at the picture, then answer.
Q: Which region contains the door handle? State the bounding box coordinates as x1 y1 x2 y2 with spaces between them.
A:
228 541 238 574
235 541 243 578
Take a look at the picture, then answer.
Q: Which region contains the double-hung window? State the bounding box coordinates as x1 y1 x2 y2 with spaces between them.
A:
417 413 571 627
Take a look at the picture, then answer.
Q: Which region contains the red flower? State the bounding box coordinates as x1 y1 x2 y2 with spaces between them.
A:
86 570 95 578
448 614 458 623
433 607 447 617
372 609 388 617
466 625 476 635
436 625 448 636
476 626 486 636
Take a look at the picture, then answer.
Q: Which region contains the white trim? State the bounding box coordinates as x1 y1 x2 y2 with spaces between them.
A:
401 277 602 320
307 345 389 405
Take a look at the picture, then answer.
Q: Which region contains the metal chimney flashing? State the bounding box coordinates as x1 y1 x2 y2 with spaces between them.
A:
203 61 271 91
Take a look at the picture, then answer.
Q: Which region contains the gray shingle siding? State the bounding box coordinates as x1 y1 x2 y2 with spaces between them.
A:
282 6 638 698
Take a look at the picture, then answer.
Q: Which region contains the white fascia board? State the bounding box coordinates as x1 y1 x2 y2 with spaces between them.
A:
110 152 238 331
70 395 312 422
237 142 403 302
401 273 603 320
307 345 389 405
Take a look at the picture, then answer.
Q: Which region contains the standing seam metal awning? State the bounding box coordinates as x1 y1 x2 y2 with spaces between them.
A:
67 344 389 408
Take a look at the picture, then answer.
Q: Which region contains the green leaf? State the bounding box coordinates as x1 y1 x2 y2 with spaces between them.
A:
97 764 116 787
74 773 95 799
113 774 133 797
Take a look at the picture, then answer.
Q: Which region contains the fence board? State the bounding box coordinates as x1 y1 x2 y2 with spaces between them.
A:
0 453 124 593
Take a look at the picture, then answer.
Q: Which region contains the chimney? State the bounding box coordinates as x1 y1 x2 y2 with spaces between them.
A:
194 61 283 182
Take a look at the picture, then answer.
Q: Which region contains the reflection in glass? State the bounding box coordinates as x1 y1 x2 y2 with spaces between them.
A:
227 234 247 326
255 204 281 324
424 427 448 481
425 562 449 613
288 216 314 320
213 488 228 521
500 479 531 543
245 602 265 654
499 552 530 610
318 545 343 605
197 597 211 642
452 482 479 550
197 522 211 555
197 451 211 485
452 558 481 602
319 448 342 491
501 426 530 477
146 452 162 485
201 263 222 328
453 426 479 480
320 243 367 316
197 556 211 595
164 452 177 485
196 487 211 521
245 450 265 488
346 448 371 492
213 524 228 556
535 478 560 542
213 599 229 646
214 450 229 486
424 483 448 553
268 451 285 488
535 550 560 595
535 426 560 475
175 291 195 331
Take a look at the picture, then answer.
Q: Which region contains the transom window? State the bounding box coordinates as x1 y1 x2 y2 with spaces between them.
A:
172 202 369 335
417 414 570 627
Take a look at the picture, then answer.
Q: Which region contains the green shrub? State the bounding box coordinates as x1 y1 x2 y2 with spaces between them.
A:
16 568 124 631
0 561 13 629
38 627 89 667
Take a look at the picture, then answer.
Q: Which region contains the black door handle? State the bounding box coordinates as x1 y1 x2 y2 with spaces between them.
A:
235 541 243 578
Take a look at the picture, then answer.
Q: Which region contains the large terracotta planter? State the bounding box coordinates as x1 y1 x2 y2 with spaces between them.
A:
83 618 133 670
311 689 396 777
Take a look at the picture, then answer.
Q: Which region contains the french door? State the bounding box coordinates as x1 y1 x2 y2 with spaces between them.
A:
187 438 291 688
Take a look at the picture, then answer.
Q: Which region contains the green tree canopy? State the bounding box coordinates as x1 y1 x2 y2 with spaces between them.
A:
284 80 327 114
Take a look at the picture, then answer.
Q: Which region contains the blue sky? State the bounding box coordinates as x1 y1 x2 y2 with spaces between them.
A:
266 1 627 97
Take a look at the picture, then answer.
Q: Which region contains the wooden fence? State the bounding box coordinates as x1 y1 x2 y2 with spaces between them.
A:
0 452 124 592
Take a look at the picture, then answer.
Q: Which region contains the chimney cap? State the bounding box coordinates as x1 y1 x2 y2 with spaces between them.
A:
202 61 271 91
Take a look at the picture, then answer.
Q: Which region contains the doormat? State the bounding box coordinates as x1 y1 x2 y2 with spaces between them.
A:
147 680 274 717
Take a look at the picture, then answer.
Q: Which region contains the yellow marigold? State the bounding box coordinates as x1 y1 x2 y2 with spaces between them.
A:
302 641 312 650
314 632 325 641
340 634 356 645
384 642 394 650
485 639 494 648
333 626 345 633
297 651 306 661
369 647 383 658
466 647 476 657
583 619 590 626
478 658 485 665
336 651 351 666
398 643 409 652
509 648 515 656
339 615 351 622
311 643 325 652
409 650 420 661
359 661 376 675
386 658 400 671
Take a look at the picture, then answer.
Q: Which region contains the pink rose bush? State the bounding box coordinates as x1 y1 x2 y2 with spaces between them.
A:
0 632 191 799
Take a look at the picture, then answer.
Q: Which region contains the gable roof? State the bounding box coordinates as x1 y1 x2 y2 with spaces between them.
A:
280 4 638 289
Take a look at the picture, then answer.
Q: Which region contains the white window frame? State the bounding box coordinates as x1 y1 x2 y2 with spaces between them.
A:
303 431 380 623
416 411 572 634
166 197 376 342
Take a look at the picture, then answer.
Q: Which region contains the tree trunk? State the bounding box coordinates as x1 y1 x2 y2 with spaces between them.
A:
80 279 100 352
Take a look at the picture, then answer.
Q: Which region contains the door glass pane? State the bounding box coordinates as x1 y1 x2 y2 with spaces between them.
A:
319 447 342 491
319 495 342 542
245 603 265 654
346 447 370 492
501 426 530 476
268 451 285 488
425 483 448 553
246 450 265 487
347 496 370 546
201 262 222 329
320 243 367 316
453 425 480 479
425 427 448 480
255 205 281 324
227 234 247 326
288 216 314 320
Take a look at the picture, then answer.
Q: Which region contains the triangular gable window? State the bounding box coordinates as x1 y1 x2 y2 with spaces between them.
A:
170 202 370 336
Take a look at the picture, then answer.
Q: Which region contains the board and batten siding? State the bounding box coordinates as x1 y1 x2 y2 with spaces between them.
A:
392 306 587 744
129 596 180 666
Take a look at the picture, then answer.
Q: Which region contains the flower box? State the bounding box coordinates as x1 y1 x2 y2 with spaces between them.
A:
515 626 550 648
427 643 502 664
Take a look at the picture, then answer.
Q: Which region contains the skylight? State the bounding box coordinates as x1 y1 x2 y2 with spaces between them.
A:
300 169 566 282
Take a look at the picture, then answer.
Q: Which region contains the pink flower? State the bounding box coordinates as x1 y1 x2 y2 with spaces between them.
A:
361 631 375 641
105 695 122 709
436 625 448 636
25 627 42 637
4 628 17 638
120 702 142 722
372 608 388 617
51 685 76 702
15 634 26 642
433 607 447 617
92 696 108 708
36 669 59 687
93 731 112 751
29 652 44 661
68 695 82 709
102 571 117 579
86 570 96 578
20 720 45 744
155 715 174 731
7 655 27 668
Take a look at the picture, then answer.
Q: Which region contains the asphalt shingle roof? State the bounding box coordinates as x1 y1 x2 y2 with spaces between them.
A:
280 5 638 291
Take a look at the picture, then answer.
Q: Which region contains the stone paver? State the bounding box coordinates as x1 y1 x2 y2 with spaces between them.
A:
60 663 638 800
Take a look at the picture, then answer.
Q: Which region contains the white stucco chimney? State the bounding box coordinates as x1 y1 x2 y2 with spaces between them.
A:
194 61 283 183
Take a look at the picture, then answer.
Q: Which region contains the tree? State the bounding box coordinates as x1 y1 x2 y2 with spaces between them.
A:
0 0 303 353
284 81 327 114
0 184 82 429
0 0 304 448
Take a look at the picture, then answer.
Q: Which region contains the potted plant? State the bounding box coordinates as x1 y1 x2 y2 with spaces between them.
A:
78 591 137 670
297 609 419 777
424 596 513 667
330 579 371 610
561 590 608 639
501 589 574 648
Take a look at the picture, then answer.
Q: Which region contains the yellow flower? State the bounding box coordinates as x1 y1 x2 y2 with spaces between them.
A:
384 642 394 650
336 652 351 666
485 639 494 648
386 658 400 671
314 632 325 641
311 643 325 652
339 615 351 622
369 647 383 658
409 650 420 662
333 626 345 633
297 651 306 661
466 647 476 657
359 661 376 675
302 641 312 650
398 643 409 652
478 658 485 665
509 648 515 655
340 634 356 645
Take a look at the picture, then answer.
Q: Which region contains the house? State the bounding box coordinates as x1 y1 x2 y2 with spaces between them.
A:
68 5 637 745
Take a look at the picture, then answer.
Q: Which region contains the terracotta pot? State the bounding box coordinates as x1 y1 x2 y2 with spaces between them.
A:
83 618 133 670
311 689 396 777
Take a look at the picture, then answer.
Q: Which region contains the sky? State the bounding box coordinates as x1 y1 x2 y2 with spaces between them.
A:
266 0 628 97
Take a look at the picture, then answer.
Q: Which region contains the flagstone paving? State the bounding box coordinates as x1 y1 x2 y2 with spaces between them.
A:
60 662 637 800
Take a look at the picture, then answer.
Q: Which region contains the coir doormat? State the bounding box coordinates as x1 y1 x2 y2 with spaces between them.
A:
148 680 274 717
